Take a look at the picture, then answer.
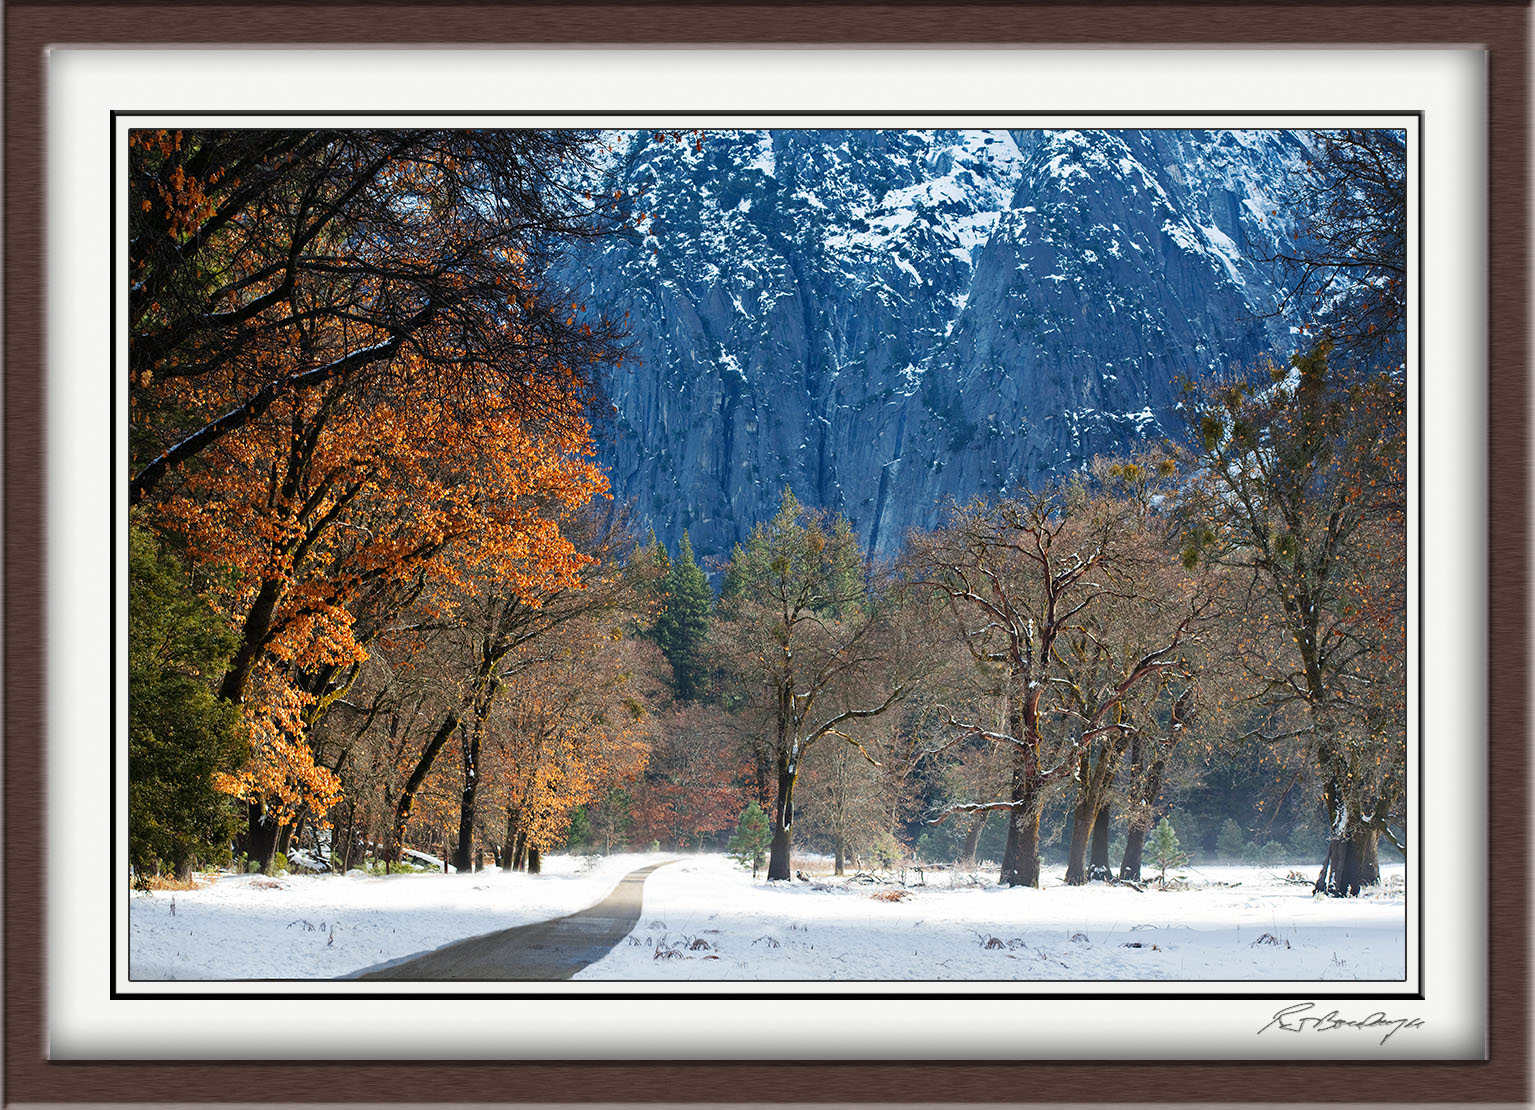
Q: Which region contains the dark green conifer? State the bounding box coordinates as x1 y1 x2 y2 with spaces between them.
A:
128 526 245 879
654 530 712 701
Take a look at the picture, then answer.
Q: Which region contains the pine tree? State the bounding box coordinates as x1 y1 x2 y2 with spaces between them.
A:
654 531 712 701
1217 818 1248 861
1148 816 1189 886
728 802 772 878
641 528 671 599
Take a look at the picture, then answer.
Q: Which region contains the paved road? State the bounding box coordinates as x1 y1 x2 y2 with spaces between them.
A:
347 861 673 981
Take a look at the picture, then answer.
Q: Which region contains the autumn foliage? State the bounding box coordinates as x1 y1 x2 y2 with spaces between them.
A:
128 129 628 873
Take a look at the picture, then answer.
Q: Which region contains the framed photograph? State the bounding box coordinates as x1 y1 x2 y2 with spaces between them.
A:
8 3 1527 1105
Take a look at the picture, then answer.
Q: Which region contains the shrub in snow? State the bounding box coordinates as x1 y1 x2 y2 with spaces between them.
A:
865 831 904 872
286 848 329 873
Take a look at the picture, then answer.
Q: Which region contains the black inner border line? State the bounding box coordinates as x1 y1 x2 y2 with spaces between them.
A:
110 109 1426 1006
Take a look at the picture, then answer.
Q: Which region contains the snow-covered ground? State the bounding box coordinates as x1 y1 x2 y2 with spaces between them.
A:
577 856 1406 982
129 852 1405 983
128 853 673 981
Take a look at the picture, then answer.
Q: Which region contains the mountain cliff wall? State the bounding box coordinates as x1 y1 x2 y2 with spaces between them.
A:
568 128 1309 562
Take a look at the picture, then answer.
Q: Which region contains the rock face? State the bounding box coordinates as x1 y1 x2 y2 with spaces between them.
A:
569 128 1308 563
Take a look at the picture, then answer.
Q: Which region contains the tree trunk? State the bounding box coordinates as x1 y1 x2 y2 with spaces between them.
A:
1344 826 1380 891
1088 806 1113 881
1120 745 1167 883
451 721 480 874
333 800 354 872
219 577 284 706
276 820 295 863
1120 825 1147 882
1064 798 1094 886
960 812 988 868
833 833 846 877
509 810 528 872
999 780 1043 888
999 684 1046 888
767 759 797 881
527 847 541 874
513 830 529 871
246 802 282 874
389 711 457 862
1316 797 1381 896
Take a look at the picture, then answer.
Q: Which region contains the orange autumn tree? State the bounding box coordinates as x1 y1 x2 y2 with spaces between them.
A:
130 130 624 873
129 129 623 506
149 369 606 870
376 565 661 872
333 509 663 870
441 523 662 872
482 634 658 871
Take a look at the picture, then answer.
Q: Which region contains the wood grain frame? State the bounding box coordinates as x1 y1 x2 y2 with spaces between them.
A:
6 3 1526 1104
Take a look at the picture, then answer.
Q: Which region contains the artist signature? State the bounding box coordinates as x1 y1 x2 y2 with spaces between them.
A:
1257 1002 1425 1045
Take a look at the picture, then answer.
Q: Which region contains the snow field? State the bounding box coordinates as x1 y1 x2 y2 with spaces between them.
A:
128 852 1405 984
576 855 1407 983
128 852 673 981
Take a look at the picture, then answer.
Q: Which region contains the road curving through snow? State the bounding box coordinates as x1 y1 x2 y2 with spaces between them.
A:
344 861 674 981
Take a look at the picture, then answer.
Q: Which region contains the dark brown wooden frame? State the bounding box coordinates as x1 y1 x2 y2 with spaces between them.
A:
6 3 1526 1104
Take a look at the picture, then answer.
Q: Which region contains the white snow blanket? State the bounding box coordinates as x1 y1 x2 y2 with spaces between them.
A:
128 852 1405 983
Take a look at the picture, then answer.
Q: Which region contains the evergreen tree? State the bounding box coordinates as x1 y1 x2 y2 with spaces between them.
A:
654 531 712 701
128 526 245 879
727 802 772 878
1217 818 1248 861
1147 817 1189 886
640 528 671 603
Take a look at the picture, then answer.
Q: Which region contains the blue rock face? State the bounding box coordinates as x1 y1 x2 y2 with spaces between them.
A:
568 128 1309 563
